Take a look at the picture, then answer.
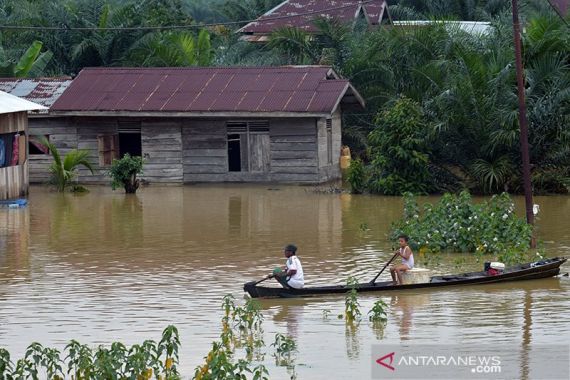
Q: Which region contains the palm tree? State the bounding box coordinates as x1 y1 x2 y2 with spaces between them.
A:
41 138 94 192
123 29 212 67
267 27 315 64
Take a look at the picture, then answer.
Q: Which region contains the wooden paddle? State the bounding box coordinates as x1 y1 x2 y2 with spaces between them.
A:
247 274 275 286
369 252 399 285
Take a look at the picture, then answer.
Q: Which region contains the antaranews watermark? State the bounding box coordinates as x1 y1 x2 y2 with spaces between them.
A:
371 344 569 379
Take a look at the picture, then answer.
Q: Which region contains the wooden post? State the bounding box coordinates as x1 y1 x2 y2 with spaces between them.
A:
511 0 536 248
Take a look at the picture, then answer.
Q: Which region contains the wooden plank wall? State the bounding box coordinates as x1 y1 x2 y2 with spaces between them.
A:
141 121 183 183
75 118 115 183
182 119 227 182
0 112 29 200
0 163 28 200
183 118 321 183
317 109 342 182
28 118 76 183
0 112 27 133
269 118 319 182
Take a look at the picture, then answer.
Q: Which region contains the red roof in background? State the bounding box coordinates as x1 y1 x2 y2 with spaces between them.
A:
239 0 387 34
0 77 72 113
551 0 569 15
51 66 364 114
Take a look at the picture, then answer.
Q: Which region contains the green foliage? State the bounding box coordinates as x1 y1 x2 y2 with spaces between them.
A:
194 297 272 380
346 158 366 194
368 299 388 323
268 18 352 67
108 153 144 194
0 325 181 379
271 334 296 367
366 97 434 195
1 1 568 195
271 334 296 357
232 298 263 332
342 16 570 195
344 277 361 322
0 40 52 77
40 137 94 192
391 191 533 260
123 29 212 67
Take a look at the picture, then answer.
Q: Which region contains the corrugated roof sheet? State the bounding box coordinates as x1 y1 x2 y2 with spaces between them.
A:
0 78 72 114
51 66 364 114
552 0 569 14
239 0 387 34
0 91 47 114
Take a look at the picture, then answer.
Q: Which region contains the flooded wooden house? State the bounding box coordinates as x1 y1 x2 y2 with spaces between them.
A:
0 78 73 183
43 66 364 184
0 91 46 200
238 0 390 43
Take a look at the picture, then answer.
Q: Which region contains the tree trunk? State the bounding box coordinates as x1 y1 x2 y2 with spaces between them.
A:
124 173 140 194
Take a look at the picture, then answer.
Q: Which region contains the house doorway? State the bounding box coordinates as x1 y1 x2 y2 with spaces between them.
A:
228 134 242 172
118 122 142 157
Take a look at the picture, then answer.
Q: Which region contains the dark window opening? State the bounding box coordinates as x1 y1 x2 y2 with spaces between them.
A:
228 134 242 172
119 132 142 157
29 135 50 155
227 121 269 173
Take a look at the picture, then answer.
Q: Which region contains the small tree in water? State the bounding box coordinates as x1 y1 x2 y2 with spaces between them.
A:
40 137 94 192
109 154 144 194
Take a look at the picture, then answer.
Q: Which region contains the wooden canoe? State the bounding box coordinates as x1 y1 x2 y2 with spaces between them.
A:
244 257 567 298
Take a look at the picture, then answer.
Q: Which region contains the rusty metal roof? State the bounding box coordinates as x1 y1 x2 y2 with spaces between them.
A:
51 67 364 115
0 78 72 114
239 0 387 35
552 0 569 14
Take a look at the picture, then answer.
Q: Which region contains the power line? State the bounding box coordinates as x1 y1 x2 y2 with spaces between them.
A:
544 0 569 26
0 0 377 32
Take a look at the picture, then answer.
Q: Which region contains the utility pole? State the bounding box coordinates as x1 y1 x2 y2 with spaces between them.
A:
511 0 536 247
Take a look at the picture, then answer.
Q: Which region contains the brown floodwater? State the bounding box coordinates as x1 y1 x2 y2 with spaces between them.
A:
0 185 569 379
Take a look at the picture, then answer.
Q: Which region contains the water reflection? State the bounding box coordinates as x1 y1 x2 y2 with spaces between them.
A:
0 207 30 282
390 293 431 341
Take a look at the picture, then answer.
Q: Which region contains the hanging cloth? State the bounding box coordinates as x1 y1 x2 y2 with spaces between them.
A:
11 134 19 166
2 134 13 168
0 136 5 167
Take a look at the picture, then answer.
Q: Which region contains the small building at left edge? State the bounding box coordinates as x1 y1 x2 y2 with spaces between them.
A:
0 91 47 200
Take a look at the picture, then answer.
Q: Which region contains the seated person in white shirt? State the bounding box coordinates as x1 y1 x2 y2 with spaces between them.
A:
273 244 305 289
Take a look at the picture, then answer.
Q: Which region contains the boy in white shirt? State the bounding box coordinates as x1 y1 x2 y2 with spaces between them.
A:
274 244 304 289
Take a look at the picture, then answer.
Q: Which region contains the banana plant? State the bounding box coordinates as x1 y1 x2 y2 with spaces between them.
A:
0 40 53 78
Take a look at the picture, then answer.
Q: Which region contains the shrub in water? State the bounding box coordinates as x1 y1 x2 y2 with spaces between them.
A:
368 299 388 323
391 191 532 261
0 326 180 379
109 154 144 194
345 277 361 322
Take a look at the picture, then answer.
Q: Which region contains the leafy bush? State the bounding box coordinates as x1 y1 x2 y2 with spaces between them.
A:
346 158 366 194
109 154 144 194
366 97 434 195
344 277 361 322
0 326 181 380
368 300 388 323
194 297 271 380
390 191 533 258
